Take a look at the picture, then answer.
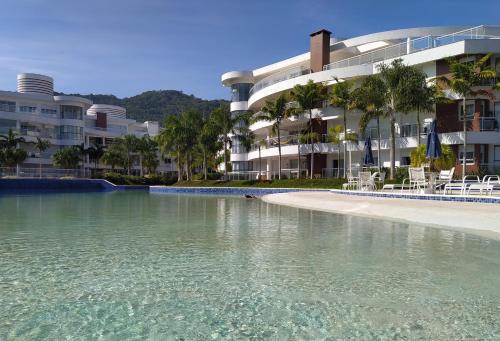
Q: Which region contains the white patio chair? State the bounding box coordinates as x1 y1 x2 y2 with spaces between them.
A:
358 171 375 191
435 167 455 192
408 167 427 193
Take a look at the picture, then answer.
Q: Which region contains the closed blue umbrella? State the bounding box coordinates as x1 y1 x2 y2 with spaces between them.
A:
363 137 374 166
426 120 442 159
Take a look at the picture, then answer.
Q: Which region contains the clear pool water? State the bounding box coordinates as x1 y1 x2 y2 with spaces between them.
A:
0 191 499 339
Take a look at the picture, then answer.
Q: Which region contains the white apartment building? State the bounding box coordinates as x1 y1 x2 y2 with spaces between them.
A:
0 73 176 174
222 25 500 178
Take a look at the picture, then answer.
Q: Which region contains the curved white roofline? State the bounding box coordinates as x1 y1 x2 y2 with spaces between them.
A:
53 95 93 106
221 71 253 86
17 73 54 82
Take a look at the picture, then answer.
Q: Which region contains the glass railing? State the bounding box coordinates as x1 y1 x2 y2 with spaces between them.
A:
323 25 499 71
249 67 312 97
480 117 499 131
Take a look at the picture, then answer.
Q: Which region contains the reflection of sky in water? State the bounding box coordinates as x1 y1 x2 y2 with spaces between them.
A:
0 192 499 339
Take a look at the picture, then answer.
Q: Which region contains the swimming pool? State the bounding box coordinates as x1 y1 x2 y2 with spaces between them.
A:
0 191 499 339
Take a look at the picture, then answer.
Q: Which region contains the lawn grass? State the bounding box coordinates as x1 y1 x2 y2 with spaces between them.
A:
172 178 345 189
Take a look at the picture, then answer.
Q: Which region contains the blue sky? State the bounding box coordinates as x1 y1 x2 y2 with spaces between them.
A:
1 0 498 100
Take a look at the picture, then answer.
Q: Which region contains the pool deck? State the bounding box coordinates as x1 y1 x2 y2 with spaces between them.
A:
261 191 500 238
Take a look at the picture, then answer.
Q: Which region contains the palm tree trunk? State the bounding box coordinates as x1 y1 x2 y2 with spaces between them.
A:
223 139 228 177
127 152 131 175
309 109 314 179
177 152 182 181
297 141 301 179
337 143 340 178
39 156 42 179
203 149 207 180
416 112 421 146
259 146 262 180
277 126 282 180
139 155 143 177
389 114 396 180
343 107 347 178
462 97 467 178
377 116 381 171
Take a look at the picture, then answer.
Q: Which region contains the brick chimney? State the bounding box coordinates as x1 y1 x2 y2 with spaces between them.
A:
96 112 107 129
310 29 331 72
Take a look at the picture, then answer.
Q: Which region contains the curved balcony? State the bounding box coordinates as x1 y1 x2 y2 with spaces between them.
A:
247 25 500 110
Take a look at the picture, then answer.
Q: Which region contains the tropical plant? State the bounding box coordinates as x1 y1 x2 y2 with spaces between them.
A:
136 135 158 176
157 110 203 180
377 59 426 179
289 80 328 178
256 138 267 180
410 144 456 171
100 142 126 171
206 105 252 177
330 78 357 177
0 129 28 169
86 144 106 172
327 125 345 177
352 75 387 171
252 94 290 179
33 137 50 177
53 147 81 169
437 53 499 177
121 135 141 175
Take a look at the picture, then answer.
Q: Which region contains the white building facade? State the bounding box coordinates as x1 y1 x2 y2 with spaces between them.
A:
0 73 175 175
222 25 500 178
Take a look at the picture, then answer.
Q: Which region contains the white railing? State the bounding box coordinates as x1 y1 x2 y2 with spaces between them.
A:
249 67 312 97
0 167 85 178
225 169 308 180
323 25 498 71
480 117 499 131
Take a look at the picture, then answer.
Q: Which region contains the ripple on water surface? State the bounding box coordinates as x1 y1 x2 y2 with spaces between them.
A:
0 192 499 339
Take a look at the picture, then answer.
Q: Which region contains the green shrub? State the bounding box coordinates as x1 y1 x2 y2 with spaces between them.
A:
192 172 222 181
100 172 176 186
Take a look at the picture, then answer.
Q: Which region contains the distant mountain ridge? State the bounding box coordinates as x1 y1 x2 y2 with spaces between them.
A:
56 90 228 123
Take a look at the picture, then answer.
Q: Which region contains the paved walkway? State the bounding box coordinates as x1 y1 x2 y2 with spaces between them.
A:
261 191 500 239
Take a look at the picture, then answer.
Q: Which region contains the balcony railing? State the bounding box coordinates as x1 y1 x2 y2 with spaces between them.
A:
480 117 499 131
249 67 312 97
323 25 499 71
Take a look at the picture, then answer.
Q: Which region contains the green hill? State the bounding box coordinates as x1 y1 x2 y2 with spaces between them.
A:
57 90 228 123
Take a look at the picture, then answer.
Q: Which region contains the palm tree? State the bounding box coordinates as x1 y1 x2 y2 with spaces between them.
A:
121 135 141 175
34 137 50 178
100 143 125 172
377 59 424 179
207 105 251 177
352 75 387 171
252 94 290 179
437 53 499 177
86 144 106 174
53 147 81 169
0 129 28 174
157 110 202 180
330 78 356 177
136 136 158 176
256 138 267 180
327 125 343 177
289 80 328 179
199 118 221 180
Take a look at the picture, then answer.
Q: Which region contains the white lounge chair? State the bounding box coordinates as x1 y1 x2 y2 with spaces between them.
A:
466 175 500 196
403 167 428 193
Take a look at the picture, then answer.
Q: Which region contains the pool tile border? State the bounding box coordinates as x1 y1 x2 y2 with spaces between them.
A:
149 186 329 196
330 189 500 204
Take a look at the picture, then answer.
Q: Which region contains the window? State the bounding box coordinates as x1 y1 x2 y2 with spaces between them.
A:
0 118 16 134
495 102 500 116
20 105 37 113
231 83 252 102
493 146 500 161
58 125 83 140
60 105 83 120
459 102 475 121
400 124 418 137
0 101 16 112
458 145 475 165
41 107 58 116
